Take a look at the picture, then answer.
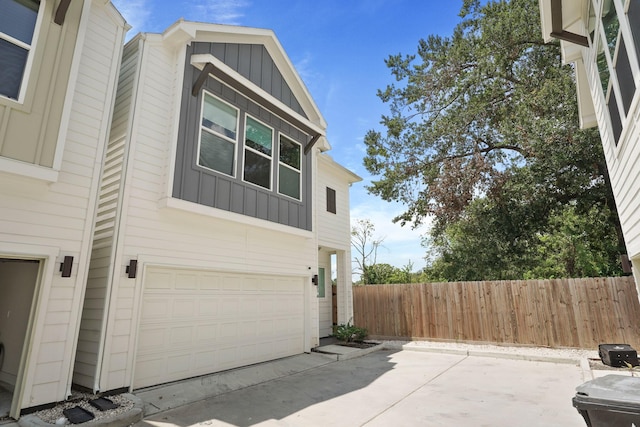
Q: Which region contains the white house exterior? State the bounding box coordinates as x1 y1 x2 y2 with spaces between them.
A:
0 0 126 418
73 21 359 394
539 0 640 292
317 153 361 337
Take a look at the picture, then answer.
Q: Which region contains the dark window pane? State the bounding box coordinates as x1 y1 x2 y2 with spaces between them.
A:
279 136 300 169
279 165 300 199
244 150 271 189
615 36 635 115
0 0 39 44
629 0 640 65
245 117 272 155
199 131 235 175
326 187 336 214
608 90 623 145
0 38 28 99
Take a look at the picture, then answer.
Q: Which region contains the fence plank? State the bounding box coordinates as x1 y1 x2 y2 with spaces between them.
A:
353 277 640 349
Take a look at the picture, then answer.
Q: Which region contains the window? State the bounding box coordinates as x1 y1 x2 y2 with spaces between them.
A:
326 187 336 214
243 115 273 189
0 0 40 101
198 92 238 176
278 135 301 200
592 0 635 145
317 267 325 298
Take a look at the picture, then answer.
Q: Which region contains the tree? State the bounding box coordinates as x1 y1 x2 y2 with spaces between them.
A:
351 219 385 284
363 0 626 278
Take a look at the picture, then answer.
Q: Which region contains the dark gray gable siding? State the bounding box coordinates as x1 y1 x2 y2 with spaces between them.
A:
172 43 312 231
192 42 308 119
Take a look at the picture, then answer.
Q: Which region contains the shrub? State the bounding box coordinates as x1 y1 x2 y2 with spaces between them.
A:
333 321 368 343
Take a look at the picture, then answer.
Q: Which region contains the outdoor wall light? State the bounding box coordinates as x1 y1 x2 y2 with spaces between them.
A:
126 259 138 279
59 256 73 277
312 274 319 286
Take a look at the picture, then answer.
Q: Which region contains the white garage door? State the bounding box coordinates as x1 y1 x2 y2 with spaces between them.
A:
134 267 305 389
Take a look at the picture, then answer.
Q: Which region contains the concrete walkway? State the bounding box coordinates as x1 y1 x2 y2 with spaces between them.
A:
134 346 590 427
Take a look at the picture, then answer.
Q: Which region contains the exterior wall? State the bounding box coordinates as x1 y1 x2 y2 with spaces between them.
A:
74 38 141 390
191 42 307 117
316 154 359 327
172 43 313 231
0 0 126 414
0 0 83 171
86 32 320 392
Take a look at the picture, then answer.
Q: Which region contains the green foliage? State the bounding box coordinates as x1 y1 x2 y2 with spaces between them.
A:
424 201 622 281
333 322 368 343
364 0 626 279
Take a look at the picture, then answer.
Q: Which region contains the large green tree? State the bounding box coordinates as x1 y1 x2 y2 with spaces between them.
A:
363 0 625 279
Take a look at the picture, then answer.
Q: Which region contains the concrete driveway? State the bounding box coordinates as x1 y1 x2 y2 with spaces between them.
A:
135 349 589 427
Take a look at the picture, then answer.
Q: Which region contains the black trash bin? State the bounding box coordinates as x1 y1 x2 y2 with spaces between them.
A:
573 375 640 426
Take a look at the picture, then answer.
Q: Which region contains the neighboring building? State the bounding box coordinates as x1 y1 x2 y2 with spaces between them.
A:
72 21 360 393
538 0 640 290
0 0 127 418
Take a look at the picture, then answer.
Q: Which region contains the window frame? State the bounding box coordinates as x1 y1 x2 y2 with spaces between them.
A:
0 0 44 104
326 187 336 214
242 114 274 190
196 90 240 178
277 134 302 201
591 0 634 146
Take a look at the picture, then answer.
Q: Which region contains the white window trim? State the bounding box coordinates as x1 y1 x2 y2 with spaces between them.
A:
242 114 274 191
0 0 46 104
196 90 240 178
277 134 302 201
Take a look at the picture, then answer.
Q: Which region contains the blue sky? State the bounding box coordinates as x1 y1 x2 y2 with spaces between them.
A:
112 0 464 272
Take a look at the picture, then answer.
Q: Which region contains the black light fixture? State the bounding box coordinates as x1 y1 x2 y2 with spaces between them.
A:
126 260 138 279
60 256 73 277
312 274 319 286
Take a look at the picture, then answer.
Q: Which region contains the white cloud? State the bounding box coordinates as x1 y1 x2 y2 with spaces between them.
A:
112 0 151 34
190 0 250 25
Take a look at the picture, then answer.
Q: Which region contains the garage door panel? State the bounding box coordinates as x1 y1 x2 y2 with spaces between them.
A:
135 268 305 389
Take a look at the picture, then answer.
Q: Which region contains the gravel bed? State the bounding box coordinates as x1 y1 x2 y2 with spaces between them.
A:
380 339 600 360
31 392 134 425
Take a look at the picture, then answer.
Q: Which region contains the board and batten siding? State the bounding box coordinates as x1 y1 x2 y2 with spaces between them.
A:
172 42 313 231
86 34 318 392
0 0 84 169
0 0 126 410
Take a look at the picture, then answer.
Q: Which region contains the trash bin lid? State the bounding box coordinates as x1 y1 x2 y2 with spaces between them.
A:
576 375 640 405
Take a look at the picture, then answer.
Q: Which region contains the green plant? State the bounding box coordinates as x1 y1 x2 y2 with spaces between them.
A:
333 321 368 343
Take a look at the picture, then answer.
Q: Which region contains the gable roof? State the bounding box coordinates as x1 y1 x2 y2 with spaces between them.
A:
161 20 327 133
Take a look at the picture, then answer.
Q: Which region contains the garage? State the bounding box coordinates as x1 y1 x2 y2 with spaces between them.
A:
134 266 305 389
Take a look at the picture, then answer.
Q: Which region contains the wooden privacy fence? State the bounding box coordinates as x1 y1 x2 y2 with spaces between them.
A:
353 277 640 349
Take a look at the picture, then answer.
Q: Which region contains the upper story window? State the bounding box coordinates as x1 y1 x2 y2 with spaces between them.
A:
278 135 301 200
0 0 40 101
198 92 239 176
243 115 273 189
591 0 637 145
